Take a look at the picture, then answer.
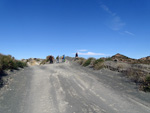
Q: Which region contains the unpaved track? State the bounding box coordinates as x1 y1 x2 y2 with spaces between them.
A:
0 60 150 113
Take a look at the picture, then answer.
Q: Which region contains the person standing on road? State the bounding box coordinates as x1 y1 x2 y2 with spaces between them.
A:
61 55 63 62
62 55 65 62
49 56 53 64
56 55 59 63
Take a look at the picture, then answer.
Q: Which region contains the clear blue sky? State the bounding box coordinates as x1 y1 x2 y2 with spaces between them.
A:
0 0 150 59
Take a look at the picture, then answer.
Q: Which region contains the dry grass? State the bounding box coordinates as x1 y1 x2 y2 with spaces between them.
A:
76 57 86 65
40 59 47 65
125 68 150 92
139 75 150 92
93 62 104 70
93 58 104 70
126 68 145 83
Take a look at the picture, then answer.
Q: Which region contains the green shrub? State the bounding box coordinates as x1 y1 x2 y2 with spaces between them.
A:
94 58 104 65
105 57 112 61
1 55 13 70
0 54 27 71
16 61 27 68
93 58 104 70
36 59 40 61
9 60 18 69
82 58 94 67
142 75 150 92
145 75 150 82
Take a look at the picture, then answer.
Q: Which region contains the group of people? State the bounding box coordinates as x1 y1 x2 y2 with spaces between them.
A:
56 55 65 63
49 52 79 64
49 55 65 64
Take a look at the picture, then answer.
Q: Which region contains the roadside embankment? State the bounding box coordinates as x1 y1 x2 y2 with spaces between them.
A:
0 53 27 88
72 54 150 92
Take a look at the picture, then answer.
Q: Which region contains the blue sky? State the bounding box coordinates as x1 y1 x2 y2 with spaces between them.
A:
0 0 150 59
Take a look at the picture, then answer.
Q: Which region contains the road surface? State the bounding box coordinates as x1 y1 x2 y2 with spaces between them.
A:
0 60 150 113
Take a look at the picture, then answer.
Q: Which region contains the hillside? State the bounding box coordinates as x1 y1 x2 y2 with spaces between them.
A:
112 53 150 64
73 53 150 92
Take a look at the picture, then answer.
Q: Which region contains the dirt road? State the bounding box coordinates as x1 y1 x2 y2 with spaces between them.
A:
0 60 150 113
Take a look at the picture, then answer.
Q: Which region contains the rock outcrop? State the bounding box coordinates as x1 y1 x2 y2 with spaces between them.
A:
22 58 44 66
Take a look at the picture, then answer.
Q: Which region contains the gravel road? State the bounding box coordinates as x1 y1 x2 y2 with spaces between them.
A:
0 60 150 113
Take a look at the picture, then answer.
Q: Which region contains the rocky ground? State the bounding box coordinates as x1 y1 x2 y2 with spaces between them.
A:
0 60 150 113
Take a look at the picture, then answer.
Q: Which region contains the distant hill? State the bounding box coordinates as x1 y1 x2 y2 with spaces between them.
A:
111 53 136 63
140 56 150 60
111 53 150 64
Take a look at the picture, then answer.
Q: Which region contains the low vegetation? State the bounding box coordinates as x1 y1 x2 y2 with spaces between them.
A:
40 59 47 65
141 75 150 92
78 57 105 69
125 68 150 92
75 57 86 65
82 58 95 67
75 53 150 92
0 54 27 72
93 58 104 70
0 53 27 88
105 57 112 61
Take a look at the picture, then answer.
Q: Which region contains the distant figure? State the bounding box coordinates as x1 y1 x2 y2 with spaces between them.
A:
49 56 53 64
75 53 78 58
61 55 63 59
56 55 59 63
62 55 65 62
75 52 78 61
